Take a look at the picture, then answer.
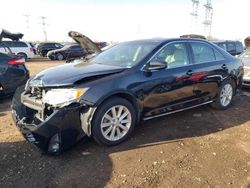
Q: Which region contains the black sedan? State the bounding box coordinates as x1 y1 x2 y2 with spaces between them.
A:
11 38 243 154
47 44 86 60
0 53 29 97
37 42 64 57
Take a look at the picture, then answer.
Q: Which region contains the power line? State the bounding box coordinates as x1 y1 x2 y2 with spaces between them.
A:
190 0 200 33
23 14 30 30
40 16 48 41
203 0 213 37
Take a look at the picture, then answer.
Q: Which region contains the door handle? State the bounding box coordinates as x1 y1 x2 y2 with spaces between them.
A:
186 70 193 75
221 64 227 70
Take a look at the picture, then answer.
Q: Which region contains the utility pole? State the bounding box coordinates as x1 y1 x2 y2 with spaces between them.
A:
40 16 48 41
23 14 30 30
203 0 213 37
190 0 199 33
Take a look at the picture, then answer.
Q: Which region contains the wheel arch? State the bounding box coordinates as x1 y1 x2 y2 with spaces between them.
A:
80 91 142 137
227 75 237 95
17 52 28 59
96 91 142 123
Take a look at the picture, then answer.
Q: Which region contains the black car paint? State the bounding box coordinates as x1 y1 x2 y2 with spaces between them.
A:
30 63 127 87
0 53 29 96
37 42 63 57
47 44 86 60
11 38 244 154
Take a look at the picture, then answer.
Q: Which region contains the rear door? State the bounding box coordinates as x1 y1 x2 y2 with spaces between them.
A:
188 41 228 101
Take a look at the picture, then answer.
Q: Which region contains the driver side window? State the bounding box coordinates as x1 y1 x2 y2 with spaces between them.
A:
152 43 189 68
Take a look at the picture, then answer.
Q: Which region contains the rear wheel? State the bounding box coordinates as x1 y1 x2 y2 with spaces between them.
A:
211 79 235 110
92 97 136 146
17 52 28 59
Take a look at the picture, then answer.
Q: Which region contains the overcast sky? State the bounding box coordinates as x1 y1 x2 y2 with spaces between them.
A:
0 0 249 42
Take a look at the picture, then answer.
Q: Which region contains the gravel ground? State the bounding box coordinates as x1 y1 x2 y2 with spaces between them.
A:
0 58 250 188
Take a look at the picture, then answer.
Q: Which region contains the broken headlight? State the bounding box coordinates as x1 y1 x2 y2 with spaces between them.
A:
43 88 88 107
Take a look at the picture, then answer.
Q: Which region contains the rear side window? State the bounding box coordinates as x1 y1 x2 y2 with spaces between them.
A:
190 42 216 64
217 43 227 51
2 41 28 48
55 43 63 48
227 43 236 52
214 49 225 61
70 45 82 50
44 43 54 47
236 42 243 53
14 42 28 47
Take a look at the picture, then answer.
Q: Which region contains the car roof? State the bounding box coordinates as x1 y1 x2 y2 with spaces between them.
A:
1 40 28 43
125 38 206 43
210 40 242 43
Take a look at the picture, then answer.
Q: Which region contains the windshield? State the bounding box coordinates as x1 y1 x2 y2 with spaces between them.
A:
90 42 159 68
239 49 250 58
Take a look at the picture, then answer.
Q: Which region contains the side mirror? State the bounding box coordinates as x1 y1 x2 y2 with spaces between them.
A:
145 61 167 71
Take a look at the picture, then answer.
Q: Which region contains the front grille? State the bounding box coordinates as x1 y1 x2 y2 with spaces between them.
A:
30 87 43 99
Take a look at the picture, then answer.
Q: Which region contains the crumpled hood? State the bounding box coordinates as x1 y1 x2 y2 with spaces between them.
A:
68 31 102 55
29 62 126 87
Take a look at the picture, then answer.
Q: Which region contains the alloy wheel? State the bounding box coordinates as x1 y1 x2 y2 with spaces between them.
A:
100 105 132 141
220 83 233 107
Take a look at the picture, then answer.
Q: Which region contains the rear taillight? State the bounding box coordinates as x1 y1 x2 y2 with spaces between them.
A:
29 48 33 52
8 58 25 65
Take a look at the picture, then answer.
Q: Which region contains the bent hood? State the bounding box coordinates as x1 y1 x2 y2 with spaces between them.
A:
68 31 102 55
0 29 23 41
29 62 126 87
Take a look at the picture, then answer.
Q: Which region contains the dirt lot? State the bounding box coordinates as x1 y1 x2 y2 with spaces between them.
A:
0 58 250 188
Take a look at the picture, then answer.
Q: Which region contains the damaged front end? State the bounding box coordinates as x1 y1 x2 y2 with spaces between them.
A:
11 84 91 154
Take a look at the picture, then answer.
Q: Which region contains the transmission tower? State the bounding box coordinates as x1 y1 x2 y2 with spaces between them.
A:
23 14 30 30
190 0 199 33
40 16 48 41
203 0 213 37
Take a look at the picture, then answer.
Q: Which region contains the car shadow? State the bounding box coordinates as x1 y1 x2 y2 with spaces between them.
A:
0 96 12 115
0 92 250 187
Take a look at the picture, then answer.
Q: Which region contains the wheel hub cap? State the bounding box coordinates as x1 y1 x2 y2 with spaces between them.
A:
101 105 132 141
220 84 233 107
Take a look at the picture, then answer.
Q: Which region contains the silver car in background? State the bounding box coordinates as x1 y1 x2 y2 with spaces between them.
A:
239 48 250 87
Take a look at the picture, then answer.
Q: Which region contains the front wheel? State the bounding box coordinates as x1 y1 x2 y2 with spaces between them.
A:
92 97 136 146
56 53 64 60
211 79 235 110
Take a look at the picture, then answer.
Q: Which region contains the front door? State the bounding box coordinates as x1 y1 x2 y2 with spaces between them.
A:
141 42 197 118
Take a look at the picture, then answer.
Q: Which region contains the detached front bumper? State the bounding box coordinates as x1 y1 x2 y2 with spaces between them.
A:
11 87 88 154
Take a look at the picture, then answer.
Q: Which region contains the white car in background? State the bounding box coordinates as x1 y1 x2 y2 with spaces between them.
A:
0 41 35 59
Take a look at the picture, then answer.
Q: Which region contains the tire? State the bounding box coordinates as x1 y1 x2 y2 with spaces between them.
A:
211 79 235 110
56 53 64 60
17 53 28 59
92 97 136 146
48 54 56 60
